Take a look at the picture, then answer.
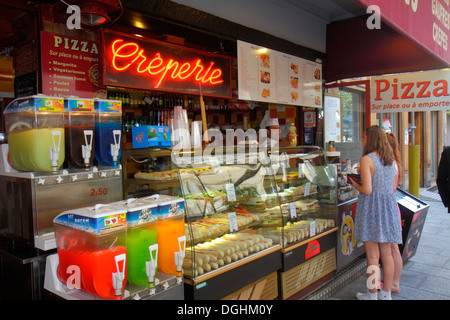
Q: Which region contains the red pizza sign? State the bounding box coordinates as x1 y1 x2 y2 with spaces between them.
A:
305 240 321 259
102 30 231 98
40 31 102 98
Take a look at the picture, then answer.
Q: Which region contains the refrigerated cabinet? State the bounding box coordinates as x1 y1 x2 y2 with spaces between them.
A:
269 146 338 300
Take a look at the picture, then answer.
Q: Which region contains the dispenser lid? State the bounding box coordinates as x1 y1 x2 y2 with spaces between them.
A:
65 97 95 112
111 198 158 227
4 94 65 114
94 98 122 113
54 204 127 234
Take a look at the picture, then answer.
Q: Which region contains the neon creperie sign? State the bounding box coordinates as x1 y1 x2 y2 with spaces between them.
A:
102 30 231 98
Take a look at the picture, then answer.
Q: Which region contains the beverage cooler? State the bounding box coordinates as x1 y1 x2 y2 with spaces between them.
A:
0 95 123 250
395 188 430 263
0 95 124 299
44 195 185 300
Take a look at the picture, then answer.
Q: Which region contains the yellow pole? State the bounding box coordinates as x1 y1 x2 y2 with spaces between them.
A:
409 144 420 198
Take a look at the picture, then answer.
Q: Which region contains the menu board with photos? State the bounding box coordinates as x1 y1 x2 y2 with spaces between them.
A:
237 40 322 108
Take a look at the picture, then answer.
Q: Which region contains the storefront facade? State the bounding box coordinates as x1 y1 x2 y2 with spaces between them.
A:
0 0 447 301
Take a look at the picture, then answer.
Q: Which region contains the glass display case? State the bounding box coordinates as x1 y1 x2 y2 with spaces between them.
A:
173 147 282 300
270 146 338 245
269 146 339 300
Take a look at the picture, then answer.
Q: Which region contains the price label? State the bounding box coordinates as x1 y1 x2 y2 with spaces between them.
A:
310 220 316 237
304 182 311 196
228 212 238 232
225 183 236 202
289 202 297 219
298 163 305 178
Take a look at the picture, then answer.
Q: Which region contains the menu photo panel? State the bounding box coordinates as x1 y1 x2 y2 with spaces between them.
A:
237 40 322 108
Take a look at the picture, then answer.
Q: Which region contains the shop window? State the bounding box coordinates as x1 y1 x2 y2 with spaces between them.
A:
338 88 362 142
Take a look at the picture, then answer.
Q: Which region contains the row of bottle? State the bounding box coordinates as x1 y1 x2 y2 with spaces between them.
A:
107 89 231 111
123 109 171 133
108 89 197 109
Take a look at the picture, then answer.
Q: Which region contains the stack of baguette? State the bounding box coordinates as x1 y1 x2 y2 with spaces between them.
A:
183 233 274 277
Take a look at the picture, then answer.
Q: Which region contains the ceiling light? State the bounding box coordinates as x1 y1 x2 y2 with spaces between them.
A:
81 3 110 26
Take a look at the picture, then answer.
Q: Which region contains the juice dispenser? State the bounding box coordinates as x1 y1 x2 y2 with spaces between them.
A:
4 95 65 172
53 204 127 300
64 97 95 169
111 198 159 288
143 195 186 277
94 98 122 168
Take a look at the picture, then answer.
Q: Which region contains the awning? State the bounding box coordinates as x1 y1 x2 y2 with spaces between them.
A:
326 15 449 82
326 0 450 83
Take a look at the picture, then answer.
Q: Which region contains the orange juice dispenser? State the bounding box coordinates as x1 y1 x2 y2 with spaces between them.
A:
144 195 186 277
94 98 122 168
53 204 127 300
64 97 95 170
4 95 65 172
111 198 159 288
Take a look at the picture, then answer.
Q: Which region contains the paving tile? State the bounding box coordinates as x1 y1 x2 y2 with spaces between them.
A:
407 263 450 281
409 251 448 268
415 274 450 297
399 268 428 287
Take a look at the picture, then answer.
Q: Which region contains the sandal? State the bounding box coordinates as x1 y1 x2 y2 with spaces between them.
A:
379 282 400 293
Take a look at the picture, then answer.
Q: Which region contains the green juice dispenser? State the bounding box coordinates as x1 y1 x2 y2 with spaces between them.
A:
4 95 65 172
94 99 122 168
64 97 95 170
53 204 127 300
111 198 159 288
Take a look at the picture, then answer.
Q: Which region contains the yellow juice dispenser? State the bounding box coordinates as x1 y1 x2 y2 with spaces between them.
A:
4 95 65 172
53 204 127 300
64 97 95 170
94 98 122 168
111 198 159 288
143 195 186 277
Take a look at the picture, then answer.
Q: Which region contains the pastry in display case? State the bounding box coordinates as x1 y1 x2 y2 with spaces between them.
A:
173 147 282 300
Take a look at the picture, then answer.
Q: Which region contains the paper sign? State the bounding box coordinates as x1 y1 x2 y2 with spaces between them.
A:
289 202 297 219
226 183 236 202
227 212 238 232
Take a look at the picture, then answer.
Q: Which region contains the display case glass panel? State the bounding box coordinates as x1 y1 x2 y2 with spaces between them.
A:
268 146 338 248
172 147 283 280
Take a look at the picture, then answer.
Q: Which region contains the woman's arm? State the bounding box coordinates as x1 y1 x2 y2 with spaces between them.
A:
350 155 373 196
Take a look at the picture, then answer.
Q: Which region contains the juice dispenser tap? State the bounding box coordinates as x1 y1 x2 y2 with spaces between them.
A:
81 130 93 167
174 235 186 277
145 244 158 286
49 130 62 172
111 129 121 168
112 253 127 297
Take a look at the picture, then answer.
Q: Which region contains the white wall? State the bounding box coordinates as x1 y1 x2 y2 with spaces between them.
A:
171 0 327 53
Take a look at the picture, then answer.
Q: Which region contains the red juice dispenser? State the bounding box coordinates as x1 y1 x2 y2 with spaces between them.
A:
64 97 95 170
94 99 122 168
111 198 159 288
4 95 65 172
53 204 127 300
